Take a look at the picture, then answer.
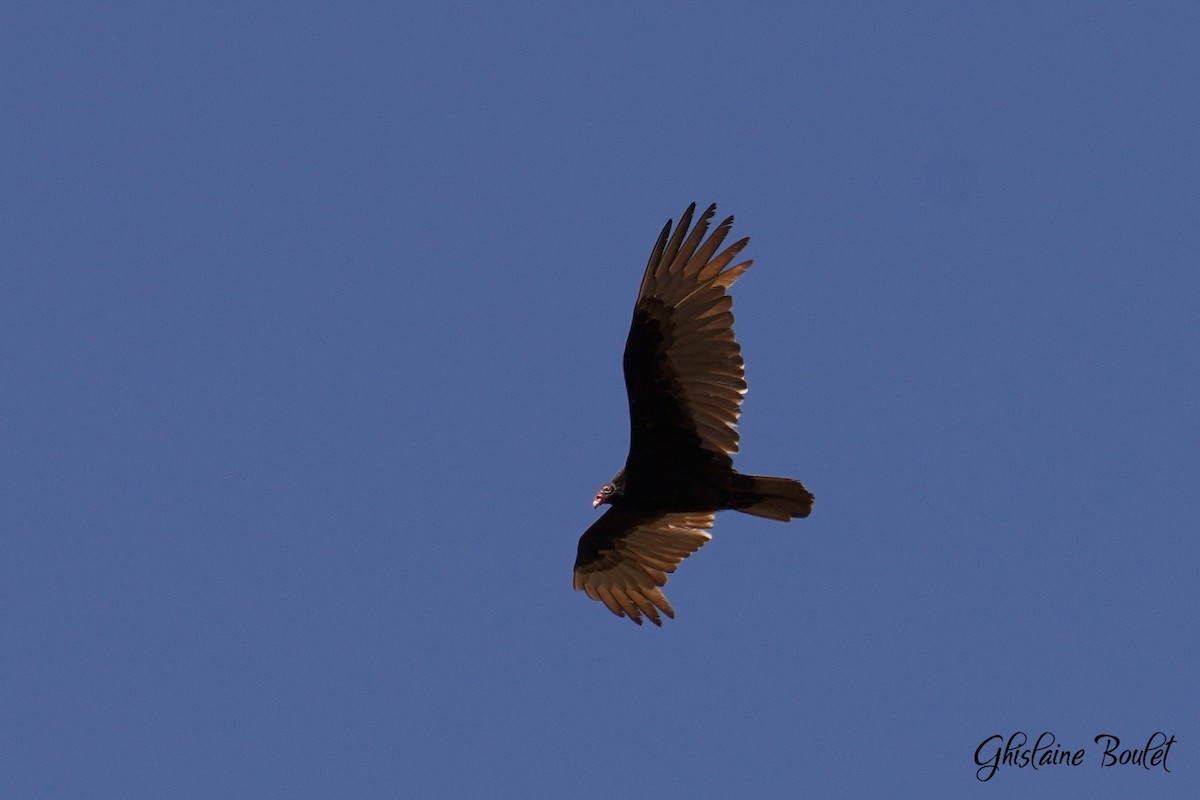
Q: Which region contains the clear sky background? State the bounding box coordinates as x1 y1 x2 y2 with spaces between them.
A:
3 3 1197 798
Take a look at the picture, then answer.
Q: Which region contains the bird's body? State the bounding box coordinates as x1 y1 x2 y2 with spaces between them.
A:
573 203 814 625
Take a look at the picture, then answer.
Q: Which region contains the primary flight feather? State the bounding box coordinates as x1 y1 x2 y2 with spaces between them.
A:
573 203 814 625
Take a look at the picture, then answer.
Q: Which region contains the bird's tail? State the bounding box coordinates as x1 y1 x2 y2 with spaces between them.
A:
731 473 814 521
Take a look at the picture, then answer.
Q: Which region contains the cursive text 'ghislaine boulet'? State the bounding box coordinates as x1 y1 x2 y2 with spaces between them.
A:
974 731 1175 782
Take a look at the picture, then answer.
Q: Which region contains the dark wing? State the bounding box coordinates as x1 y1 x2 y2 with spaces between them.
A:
574 508 715 626
622 203 751 487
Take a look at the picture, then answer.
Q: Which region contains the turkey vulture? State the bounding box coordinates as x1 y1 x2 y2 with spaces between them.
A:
573 203 814 625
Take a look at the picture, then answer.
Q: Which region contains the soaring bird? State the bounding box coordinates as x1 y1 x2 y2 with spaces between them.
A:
573 203 814 625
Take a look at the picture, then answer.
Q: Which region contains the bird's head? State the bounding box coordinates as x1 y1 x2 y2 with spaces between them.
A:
592 470 626 509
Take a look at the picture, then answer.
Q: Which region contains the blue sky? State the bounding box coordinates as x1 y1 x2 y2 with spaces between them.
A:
3 3 1198 798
